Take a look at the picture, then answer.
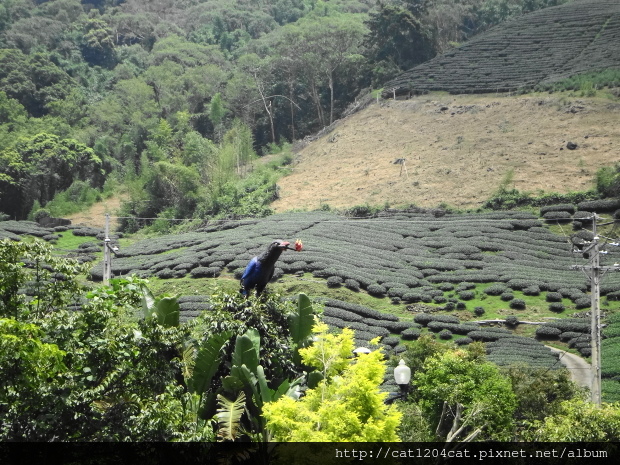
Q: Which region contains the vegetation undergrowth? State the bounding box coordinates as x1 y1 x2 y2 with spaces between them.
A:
530 68 620 96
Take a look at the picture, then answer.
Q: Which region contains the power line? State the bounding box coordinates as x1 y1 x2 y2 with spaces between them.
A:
106 215 558 225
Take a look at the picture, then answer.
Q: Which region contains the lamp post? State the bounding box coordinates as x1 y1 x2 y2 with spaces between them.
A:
353 347 371 356
394 359 411 399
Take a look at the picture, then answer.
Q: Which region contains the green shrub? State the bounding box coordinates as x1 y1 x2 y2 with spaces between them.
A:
439 329 453 340
523 285 541 296
456 282 476 291
33 209 51 222
505 316 519 327
401 327 421 340
543 211 572 222
438 282 455 291
382 336 400 347
474 306 485 316
575 297 591 309
573 211 594 223
500 292 514 302
540 204 576 215
327 276 343 288
577 199 620 212
536 326 562 338
459 290 475 300
549 302 565 313
367 284 386 296
509 299 526 310
484 284 507 296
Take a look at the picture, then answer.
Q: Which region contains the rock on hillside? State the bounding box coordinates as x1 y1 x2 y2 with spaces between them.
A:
383 0 620 96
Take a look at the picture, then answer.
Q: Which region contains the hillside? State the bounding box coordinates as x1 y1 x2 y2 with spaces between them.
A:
271 93 620 212
382 0 620 96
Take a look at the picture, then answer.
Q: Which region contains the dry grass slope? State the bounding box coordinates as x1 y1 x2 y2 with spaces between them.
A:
272 94 620 212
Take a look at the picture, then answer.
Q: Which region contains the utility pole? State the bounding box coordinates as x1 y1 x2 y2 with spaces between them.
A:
103 213 111 285
571 215 620 406
102 214 119 285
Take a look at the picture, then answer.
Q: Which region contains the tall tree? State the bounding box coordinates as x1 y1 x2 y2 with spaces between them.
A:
0 133 102 219
364 0 435 84
297 14 367 126
237 53 277 143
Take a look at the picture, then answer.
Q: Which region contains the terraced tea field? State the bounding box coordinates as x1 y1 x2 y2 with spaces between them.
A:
383 0 620 96
4 208 620 398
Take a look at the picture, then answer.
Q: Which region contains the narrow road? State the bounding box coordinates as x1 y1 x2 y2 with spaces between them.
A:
547 346 592 389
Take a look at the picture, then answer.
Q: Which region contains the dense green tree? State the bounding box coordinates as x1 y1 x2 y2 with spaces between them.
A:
0 133 102 219
0 239 213 441
0 49 74 117
0 91 28 148
501 364 583 427
413 346 517 441
524 399 620 441
298 14 367 126
364 1 435 84
596 164 620 198
3 16 66 53
80 17 117 68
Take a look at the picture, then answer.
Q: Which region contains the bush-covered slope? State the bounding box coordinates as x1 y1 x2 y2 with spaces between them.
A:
383 0 620 96
88 210 620 301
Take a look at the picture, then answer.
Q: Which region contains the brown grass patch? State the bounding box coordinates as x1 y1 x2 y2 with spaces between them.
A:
272 93 620 212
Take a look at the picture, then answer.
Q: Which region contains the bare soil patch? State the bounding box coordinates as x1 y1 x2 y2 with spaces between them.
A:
65 195 125 230
272 94 620 212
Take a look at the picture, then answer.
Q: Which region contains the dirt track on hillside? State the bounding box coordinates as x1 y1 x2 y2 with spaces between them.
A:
65 195 124 229
272 94 620 212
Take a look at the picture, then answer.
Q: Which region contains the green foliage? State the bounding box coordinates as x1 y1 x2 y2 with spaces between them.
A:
263 321 401 441
364 1 435 84
0 133 102 219
525 399 620 441
0 238 87 319
596 164 620 198
42 180 109 217
0 239 221 441
502 364 581 436
483 187 598 210
414 348 517 441
0 49 74 117
288 293 315 365
216 391 246 441
140 284 180 328
0 318 67 440
535 68 620 94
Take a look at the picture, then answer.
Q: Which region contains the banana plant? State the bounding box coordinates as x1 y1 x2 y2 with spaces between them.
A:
220 328 304 441
139 283 180 328
216 391 246 441
288 293 315 366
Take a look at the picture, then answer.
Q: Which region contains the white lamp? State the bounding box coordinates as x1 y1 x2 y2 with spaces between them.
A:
353 347 371 356
394 359 411 386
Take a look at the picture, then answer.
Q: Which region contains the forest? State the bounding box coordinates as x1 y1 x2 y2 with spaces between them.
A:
0 0 569 224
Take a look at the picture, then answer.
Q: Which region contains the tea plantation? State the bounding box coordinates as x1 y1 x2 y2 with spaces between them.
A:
3 209 620 395
383 0 620 96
